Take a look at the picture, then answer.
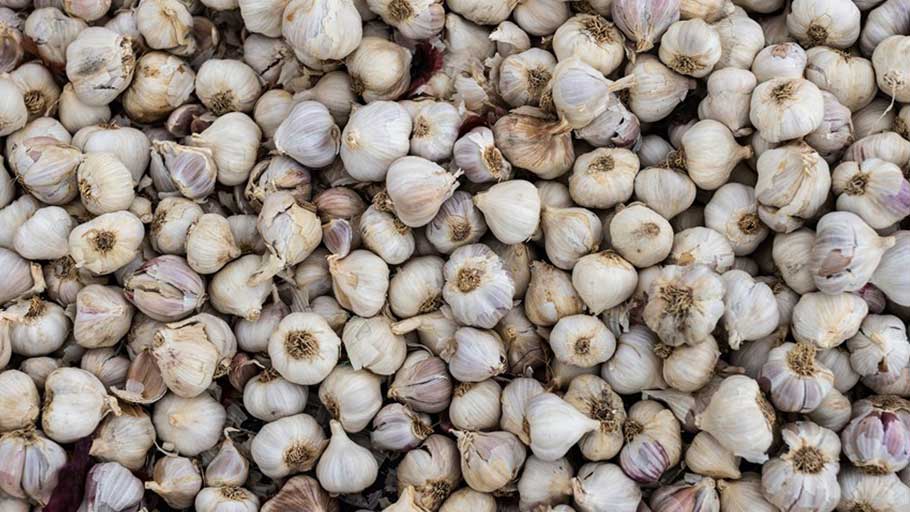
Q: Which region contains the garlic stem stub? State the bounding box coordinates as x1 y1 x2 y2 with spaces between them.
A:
2 0 910 510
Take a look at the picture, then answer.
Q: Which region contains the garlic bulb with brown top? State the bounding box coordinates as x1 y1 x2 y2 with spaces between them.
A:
832 159 910 229
750 78 825 143
787 0 861 49
620 400 682 483
454 430 527 493
755 142 831 233
644 264 725 347
696 375 775 463
761 421 842 512
564 374 627 461
251 413 328 479
759 342 835 413
396 434 461 510
269 312 341 386
442 243 514 329
493 107 574 179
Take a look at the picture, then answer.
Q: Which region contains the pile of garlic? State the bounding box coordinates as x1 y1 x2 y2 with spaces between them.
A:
4 0 910 510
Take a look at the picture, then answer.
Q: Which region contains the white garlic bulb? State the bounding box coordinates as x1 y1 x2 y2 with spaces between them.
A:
674 119 752 190
443 243 514 328
625 54 695 123
759 342 835 413
722 270 780 349
122 51 196 123
761 421 842 512
696 375 775 463
619 400 682 483
569 148 639 210
527 392 599 461
387 156 461 228
12 206 74 261
347 37 412 101
341 101 412 182
269 312 341 385
601 326 666 394
410 101 461 162
243 368 309 421
810 211 894 294
792 292 869 349
517 455 573 511
473 179 540 245
251 413 327 478
89 404 155 471
571 250 637 315
573 462 641 512
659 18 721 77
752 42 807 83
274 101 340 169
698 68 757 136
499 48 556 108
755 142 831 233
329 250 390 317
283 0 362 62
787 0 861 49
144 456 202 509
195 487 259 512
453 127 512 184
209 255 273 321
42 367 116 444
189 113 262 186
846 314 910 377
454 430 527 493
750 77 825 143
73 284 133 349
69 211 144 275
0 369 40 431
644 264 725 347
318 364 382 432
832 159 910 229
153 392 226 456
316 420 379 494
611 0 680 52
492 107 575 179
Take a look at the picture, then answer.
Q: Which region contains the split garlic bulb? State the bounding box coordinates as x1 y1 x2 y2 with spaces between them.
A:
644 264 725 347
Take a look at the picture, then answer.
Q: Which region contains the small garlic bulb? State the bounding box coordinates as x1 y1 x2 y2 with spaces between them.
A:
122 52 195 123
490 20 531 57
153 392 226 456
492 107 575 179
657 335 720 392
841 396 910 474
838 467 910 512
341 101 412 182
445 327 507 382
388 350 453 413
76 152 135 215
316 420 379 494
442 243 514 328
620 400 682 483
750 78 825 143
12 206 75 261
195 59 262 116
89 404 155 471
752 43 807 83
0 369 40 431
527 392 600 461
659 18 721 77
499 377 544 444
426 191 486 254
792 292 869 349
318 365 382 432
189 113 262 187
696 375 775 463
611 0 681 52
347 37 412 101
282 0 362 62
243 368 309 422
65 27 134 107
42 368 115 444
573 462 642 512
473 179 540 245
722 270 780 349
540 205 602 270
453 127 512 184
386 156 460 228
396 434 461 510
569 148 639 210
644 265 725 347
409 101 461 162
810 211 895 294
69 211 144 275
846 314 910 378
717 474 778 512
548 315 615 368
832 159 910 229
209 255 272 321
371 403 432 452
251 413 328 479
787 0 861 49
698 68 757 136
329 250 390 317
562 375 626 461
571 250 637 315
195 487 259 512
274 101 340 169
8 137 81 205
524 260 584 327
761 421 842 512
269 312 341 385
755 142 831 233
454 430 527 493
625 54 695 123
609 203 674 268
672 119 752 190
145 456 202 509
449 379 501 431
499 48 555 108
704 183 768 256
185 213 241 275
759 342 835 413
634 167 696 221
73 284 133 349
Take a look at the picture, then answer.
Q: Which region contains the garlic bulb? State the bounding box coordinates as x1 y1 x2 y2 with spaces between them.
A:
124 255 205 323
696 375 775 463
269 312 341 385
722 270 779 349
122 52 196 123
0 77 26 136
644 264 724 347
832 159 910 229
75 152 135 215
601 325 667 394
357 205 412 262
810 211 894 294
610 203 674 268
195 487 260 512
145 456 203 509
573 462 642 512
685 431 741 479
625 54 695 123
274 101 340 169
3 297 70 357
611 0 680 52
761 421 842 512
318 364 382 432
42 367 116 444
329 250 390 317
787 0 861 49
540 205 602 270
659 18 721 77
759 342 835 413
409 101 461 162
347 37 412 101
553 15 624 76
846 314 910 378
341 101 412 182
571 250 637 315
569 148 638 210
755 142 831 233
367 0 444 40
499 48 556 108
189 113 262 186
454 430 527 493
8 137 81 205
446 327 507 382
839 467 910 512
516 456 573 510
473 179 540 245
153 392 226 456
657 335 720 392
73 284 133 349
750 78 824 143
342 315 407 375
251 413 327 478
371 403 432 451
195 59 262 116
185 213 241 275
698 68 756 136
396 434 461 510
717 474 778 512
527 392 600 461
547 315 615 368
89 404 155 470
752 42 807 83
620 400 682 483
386 156 460 227
792 292 869 348
0 427 67 506
449 379 501 431
209 255 273 321
243 368 308 421
316 420 379 494
453 127 512 184
283 0 362 61
12 206 74 260
841 396 910 473
805 47 876 113
672 119 752 190
442 243 514 328
0 370 40 431
65 27 134 107
388 350 453 413
492 107 574 179
669 227 735 273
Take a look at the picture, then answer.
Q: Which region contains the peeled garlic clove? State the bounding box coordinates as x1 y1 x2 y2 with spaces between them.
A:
792 292 868 349
268 312 340 386
145 456 202 509
69 211 145 275
89 404 155 470
153 392 226 456
572 462 641 512
209 254 273 321
251 413 328 479
810 211 895 294
0 369 40 431
760 421 842 512
695 375 774 463
620 400 682 483
610 203 674 268
388 350 453 413
317 419 379 494
454 430 527 493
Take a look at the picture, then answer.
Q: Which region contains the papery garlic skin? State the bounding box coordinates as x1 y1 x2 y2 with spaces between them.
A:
750 78 824 143
612 0 681 52
792 292 869 349
619 400 682 483
316 420 379 494
454 429 527 493
0 370 40 432
832 159 910 229
42 367 115 444
443 243 514 329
